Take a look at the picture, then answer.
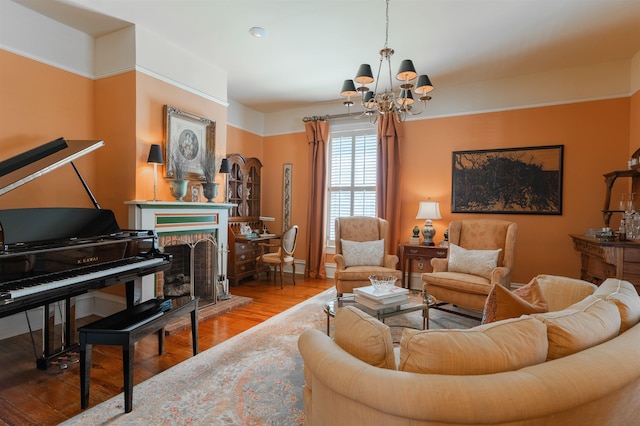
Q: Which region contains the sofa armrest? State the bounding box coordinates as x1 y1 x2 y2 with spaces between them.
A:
431 257 448 272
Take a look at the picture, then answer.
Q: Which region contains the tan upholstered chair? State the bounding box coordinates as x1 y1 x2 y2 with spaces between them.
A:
421 219 517 316
257 225 298 289
334 216 402 296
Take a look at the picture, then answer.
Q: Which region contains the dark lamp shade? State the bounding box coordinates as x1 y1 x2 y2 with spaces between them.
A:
415 74 434 94
147 144 163 164
363 91 376 108
355 64 374 84
396 59 417 81
398 89 414 105
340 79 358 97
219 158 230 174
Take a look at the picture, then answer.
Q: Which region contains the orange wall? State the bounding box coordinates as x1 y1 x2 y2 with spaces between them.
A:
0 50 97 209
247 98 632 284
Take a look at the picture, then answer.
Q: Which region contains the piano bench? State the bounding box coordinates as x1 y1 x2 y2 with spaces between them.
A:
78 296 199 413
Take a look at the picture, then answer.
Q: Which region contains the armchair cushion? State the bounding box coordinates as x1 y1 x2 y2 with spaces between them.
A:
448 243 502 279
334 306 396 370
482 279 549 324
341 239 384 267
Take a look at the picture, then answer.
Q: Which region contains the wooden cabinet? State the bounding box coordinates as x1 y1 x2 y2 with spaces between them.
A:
227 220 278 286
226 153 263 219
225 154 277 285
570 234 640 294
398 244 448 289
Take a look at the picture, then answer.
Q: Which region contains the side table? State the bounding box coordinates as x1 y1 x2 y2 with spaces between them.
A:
399 244 448 289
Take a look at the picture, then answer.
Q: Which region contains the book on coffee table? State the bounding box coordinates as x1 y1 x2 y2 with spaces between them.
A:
355 293 409 310
354 285 409 302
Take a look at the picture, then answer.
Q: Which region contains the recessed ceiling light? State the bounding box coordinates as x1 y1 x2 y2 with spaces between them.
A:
249 27 267 38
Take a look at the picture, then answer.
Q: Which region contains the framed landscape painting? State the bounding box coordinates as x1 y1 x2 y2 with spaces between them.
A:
452 145 564 214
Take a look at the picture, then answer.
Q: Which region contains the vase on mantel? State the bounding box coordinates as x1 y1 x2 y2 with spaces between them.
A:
169 179 189 201
202 182 219 202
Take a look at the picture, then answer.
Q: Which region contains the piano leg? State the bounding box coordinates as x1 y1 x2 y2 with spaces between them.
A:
79 338 91 409
37 297 77 370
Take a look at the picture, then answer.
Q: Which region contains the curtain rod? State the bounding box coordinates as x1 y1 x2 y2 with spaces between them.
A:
302 112 365 122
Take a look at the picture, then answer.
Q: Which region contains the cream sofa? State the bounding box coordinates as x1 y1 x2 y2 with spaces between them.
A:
298 275 640 425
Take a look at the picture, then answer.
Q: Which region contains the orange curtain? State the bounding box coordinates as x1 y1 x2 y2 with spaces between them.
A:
377 114 403 257
304 120 329 279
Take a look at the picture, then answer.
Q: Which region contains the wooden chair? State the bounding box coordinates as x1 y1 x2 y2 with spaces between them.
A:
256 225 298 289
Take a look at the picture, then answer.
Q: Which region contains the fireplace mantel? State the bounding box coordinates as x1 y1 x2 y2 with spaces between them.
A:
126 201 233 302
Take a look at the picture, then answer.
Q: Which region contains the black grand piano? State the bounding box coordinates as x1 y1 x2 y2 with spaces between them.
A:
0 137 172 369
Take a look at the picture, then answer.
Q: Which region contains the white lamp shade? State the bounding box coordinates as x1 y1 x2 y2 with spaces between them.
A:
416 201 442 220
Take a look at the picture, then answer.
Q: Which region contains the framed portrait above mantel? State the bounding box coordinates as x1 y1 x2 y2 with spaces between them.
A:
452 145 564 215
164 105 216 180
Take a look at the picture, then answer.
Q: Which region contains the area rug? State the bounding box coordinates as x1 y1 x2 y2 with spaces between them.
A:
61 288 479 426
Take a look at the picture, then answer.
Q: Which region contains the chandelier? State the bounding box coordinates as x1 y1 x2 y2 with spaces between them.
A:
339 0 433 122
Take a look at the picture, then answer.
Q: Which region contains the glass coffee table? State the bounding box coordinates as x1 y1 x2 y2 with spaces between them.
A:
323 291 437 336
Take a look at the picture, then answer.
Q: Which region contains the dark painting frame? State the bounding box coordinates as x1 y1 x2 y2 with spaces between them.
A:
452 145 563 214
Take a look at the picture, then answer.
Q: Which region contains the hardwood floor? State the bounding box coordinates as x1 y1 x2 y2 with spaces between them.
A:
0 276 333 426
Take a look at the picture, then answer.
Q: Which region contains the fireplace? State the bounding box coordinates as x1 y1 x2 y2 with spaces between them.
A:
160 233 217 305
126 201 232 306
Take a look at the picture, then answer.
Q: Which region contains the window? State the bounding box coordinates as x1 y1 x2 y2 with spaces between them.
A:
326 128 377 246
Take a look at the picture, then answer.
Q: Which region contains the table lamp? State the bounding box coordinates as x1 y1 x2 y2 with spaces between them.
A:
219 158 230 202
147 144 163 201
416 200 441 246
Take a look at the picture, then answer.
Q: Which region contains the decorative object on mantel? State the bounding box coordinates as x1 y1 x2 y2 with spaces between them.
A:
339 0 433 123
168 148 189 201
200 151 220 202
416 199 441 246
146 144 163 202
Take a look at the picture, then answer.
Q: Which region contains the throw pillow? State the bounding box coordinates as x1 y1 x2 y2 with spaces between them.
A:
482 278 549 324
532 295 620 360
334 306 396 370
399 316 548 375
593 278 640 333
447 243 502 279
341 239 384 267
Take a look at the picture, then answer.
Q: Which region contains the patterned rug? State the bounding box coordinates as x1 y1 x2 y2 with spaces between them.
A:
61 288 479 426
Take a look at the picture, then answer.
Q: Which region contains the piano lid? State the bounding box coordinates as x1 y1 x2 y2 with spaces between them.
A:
0 138 104 196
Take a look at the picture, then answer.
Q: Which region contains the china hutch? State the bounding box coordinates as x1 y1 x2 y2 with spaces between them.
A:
226 154 276 285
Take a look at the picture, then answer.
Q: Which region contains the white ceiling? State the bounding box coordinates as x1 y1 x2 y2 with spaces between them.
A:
13 0 640 113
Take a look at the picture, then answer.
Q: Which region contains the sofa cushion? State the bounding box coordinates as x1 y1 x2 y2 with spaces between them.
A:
532 295 620 360
482 279 549 324
399 316 548 375
593 278 640 333
447 243 502 279
341 239 384 267
534 274 597 311
334 306 396 370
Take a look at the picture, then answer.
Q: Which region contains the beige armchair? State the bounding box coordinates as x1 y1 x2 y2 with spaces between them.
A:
421 219 517 316
334 216 403 296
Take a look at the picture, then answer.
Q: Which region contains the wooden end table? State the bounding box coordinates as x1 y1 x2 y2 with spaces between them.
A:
399 243 448 289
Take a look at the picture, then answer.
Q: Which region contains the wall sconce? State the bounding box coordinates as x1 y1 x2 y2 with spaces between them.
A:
416 200 441 246
147 144 163 202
